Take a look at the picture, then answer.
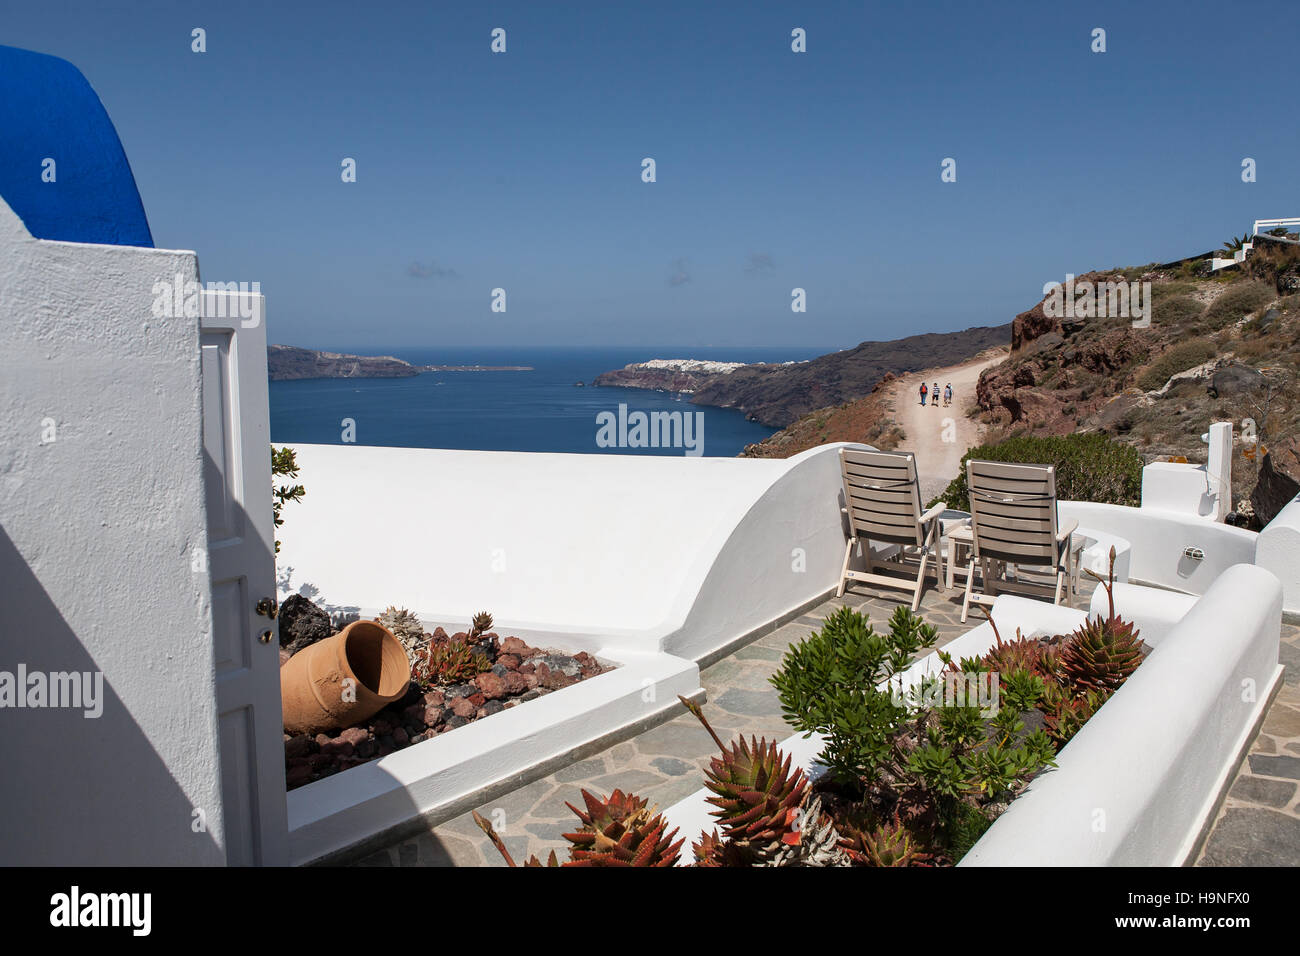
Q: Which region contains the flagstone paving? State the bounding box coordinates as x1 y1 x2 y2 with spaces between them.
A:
347 574 1300 868
1195 620 1300 867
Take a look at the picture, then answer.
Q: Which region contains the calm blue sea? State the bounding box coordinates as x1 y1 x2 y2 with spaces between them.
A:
269 346 826 457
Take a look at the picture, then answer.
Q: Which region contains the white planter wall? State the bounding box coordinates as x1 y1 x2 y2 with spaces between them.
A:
963 564 1282 865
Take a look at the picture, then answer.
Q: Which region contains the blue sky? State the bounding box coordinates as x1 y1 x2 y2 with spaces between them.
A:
7 0 1297 350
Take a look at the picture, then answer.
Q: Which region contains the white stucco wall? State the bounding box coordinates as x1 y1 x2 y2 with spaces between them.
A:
1257 498 1300 617
963 564 1283 866
0 197 226 864
1059 500 1258 595
1141 462 1221 520
275 442 858 660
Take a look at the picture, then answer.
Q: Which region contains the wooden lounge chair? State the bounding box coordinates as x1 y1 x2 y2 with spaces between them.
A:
960 460 1079 622
838 449 945 611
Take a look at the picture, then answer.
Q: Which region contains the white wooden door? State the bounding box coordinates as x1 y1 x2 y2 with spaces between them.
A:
201 288 289 866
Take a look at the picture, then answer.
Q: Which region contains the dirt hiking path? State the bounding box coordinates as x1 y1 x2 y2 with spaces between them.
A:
884 349 1008 504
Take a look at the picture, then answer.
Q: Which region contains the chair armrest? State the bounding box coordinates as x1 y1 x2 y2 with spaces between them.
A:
1057 518 1079 543
919 502 946 525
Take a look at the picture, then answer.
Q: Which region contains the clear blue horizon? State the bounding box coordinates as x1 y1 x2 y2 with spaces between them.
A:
7 0 1297 350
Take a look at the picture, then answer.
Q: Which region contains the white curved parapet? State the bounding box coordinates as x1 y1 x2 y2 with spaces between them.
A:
277 440 866 862
1257 497 1300 618
276 441 863 660
961 564 1283 866
1059 500 1258 595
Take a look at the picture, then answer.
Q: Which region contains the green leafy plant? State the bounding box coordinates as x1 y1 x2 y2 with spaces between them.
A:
771 605 938 787
271 446 305 554
931 433 1144 512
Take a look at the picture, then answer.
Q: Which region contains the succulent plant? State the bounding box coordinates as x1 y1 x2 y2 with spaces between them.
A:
471 811 560 867
691 829 727 867
377 606 428 669
1040 682 1110 748
469 611 494 641
782 795 849 868
680 695 812 864
1057 615 1145 693
419 636 491 684
693 796 847 867
562 789 682 867
975 608 1061 681
839 813 929 866
472 788 681 867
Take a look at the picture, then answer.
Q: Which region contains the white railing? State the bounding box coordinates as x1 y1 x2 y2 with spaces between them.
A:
1254 217 1300 235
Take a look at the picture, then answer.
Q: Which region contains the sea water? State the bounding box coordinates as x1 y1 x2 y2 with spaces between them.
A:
269 346 822 457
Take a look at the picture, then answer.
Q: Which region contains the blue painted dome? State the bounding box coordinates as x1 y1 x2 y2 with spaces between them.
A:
0 45 153 247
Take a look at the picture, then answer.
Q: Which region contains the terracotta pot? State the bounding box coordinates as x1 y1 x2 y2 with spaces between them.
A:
280 620 411 735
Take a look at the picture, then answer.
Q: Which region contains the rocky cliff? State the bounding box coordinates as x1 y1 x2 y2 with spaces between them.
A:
267 345 421 381
594 325 1012 428
971 243 1300 527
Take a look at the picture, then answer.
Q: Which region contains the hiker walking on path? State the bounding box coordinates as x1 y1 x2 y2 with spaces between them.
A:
919 381 928 406
933 383 940 409
944 383 953 407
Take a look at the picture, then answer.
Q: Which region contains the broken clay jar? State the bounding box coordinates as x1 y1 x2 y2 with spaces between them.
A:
280 619 411 735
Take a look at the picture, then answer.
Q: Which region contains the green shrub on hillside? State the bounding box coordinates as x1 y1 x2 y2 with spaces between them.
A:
1202 281 1275 331
1136 338 1217 391
1152 294 1204 327
932 433 1144 512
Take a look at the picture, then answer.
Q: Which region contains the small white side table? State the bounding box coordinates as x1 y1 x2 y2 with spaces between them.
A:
945 523 1086 594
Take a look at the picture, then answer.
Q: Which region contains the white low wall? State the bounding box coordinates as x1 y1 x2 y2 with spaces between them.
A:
289 647 703 865
964 564 1283 866
1058 501 1258 595
1141 462 1223 519
1257 498 1300 617
276 442 860 661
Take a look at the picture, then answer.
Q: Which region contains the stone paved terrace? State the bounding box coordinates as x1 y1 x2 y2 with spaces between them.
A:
346 574 1300 868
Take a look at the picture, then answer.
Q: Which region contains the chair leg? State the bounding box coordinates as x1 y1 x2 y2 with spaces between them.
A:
912 551 928 612
1054 569 1065 606
960 557 976 622
932 527 946 592
836 538 855 597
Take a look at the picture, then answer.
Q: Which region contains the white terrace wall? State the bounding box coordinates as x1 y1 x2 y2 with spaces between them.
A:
275 442 860 659
1059 500 1258 595
0 198 227 864
1257 498 1300 618
962 565 1283 866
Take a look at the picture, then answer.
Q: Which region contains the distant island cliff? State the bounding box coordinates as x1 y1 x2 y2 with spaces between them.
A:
267 345 531 381
592 325 1013 428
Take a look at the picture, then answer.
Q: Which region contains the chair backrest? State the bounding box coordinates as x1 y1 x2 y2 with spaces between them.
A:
840 449 924 547
966 459 1061 567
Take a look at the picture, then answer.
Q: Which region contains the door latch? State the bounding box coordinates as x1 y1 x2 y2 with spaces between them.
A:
255 597 278 619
